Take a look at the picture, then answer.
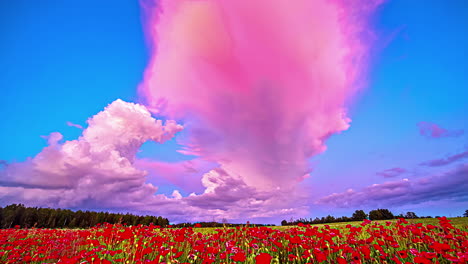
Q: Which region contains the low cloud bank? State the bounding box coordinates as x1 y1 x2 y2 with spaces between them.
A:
420 150 468 167
317 164 468 208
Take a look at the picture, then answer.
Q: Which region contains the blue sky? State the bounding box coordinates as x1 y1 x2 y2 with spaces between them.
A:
1 0 467 221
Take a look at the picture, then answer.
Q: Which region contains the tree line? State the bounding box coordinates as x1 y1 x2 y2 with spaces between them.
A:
3 204 465 229
170 222 274 228
0 204 169 229
281 209 435 226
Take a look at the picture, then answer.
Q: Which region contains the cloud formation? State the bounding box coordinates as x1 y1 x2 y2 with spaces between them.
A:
0 100 307 222
139 0 381 203
317 164 468 208
135 158 214 195
376 167 407 178
0 100 183 208
417 122 464 138
420 150 468 167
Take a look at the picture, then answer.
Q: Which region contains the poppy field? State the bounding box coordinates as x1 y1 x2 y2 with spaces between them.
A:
1 217 467 264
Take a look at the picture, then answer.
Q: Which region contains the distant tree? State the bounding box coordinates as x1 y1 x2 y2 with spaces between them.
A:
2 204 26 228
281 220 288 226
140 216 151 226
336 216 351 222
369 210 381 220
324 215 336 223
404 212 418 219
464 210 468 217
369 209 394 220
0 207 3 228
352 210 368 221
22 207 38 228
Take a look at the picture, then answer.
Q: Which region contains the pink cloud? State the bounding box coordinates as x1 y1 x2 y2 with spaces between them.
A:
66 121 83 130
0 100 183 208
139 0 381 202
135 158 214 194
417 121 464 138
40 132 63 146
182 167 309 220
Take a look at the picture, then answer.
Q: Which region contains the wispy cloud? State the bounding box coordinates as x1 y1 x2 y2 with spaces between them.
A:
417 121 464 138
376 167 407 178
66 121 83 130
420 150 468 167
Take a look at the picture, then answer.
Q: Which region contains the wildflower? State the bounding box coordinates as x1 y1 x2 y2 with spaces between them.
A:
255 253 272 264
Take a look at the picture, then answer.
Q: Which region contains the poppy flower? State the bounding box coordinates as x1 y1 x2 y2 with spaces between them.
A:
256 253 272 264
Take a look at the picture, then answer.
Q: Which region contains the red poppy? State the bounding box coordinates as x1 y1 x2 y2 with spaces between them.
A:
255 253 272 264
397 250 408 258
231 252 246 262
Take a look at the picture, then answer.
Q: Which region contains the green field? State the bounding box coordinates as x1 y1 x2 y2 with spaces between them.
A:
195 217 468 234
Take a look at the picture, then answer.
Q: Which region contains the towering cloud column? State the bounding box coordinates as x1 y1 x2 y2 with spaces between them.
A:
140 0 380 192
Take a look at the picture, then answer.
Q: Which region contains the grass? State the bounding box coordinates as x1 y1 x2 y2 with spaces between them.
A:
196 217 468 234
